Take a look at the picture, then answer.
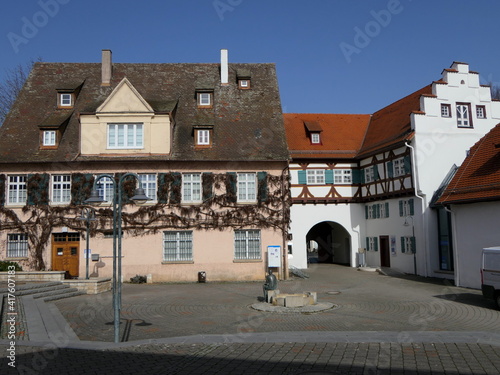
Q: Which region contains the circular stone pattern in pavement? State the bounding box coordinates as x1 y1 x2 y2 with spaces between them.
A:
250 302 338 313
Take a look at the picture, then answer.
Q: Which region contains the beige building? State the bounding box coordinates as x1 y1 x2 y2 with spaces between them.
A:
0 50 290 282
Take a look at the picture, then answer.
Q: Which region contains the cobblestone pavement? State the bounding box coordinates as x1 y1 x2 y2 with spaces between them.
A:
2 264 500 374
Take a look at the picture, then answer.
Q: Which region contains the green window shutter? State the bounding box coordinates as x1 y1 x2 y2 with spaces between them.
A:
352 169 361 184
411 237 416 254
361 169 366 184
325 170 334 184
27 173 50 206
373 165 380 180
0 174 5 207
71 173 94 205
298 170 307 184
374 238 378 252
365 206 369 219
257 172 268 203
387 161 394 178
202 173 214 202
376 204 381 219
399 200 403 217
409 198 415 215
226 172 237 203
401 237 406 253
385 202 389 218
404 155 412 174
366 237 370 251
157 173 169 204
170 172 182 204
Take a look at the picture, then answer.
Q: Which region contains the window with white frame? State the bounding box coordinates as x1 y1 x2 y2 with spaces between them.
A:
367 237 378 252
364 166 375 183
59 93 72 107
311 132 321 144
43 130 56 146
334 169 352 184
163 231 193 261
306 169 325 185
197 92 212 107
107 123 144 149
237 173 256 202
456 103 472 127
52 175 71 204
367 205 375 219
196 129 210 146
96 176 114 202
401 236 416 254
476 105 486 119
393 157 406 177
399 199 414 217
238 79 250 89
7 233 28 258
441 104 451 117
182 173 201 203
234 230 261 260
139 174 157 202
7 175 27 205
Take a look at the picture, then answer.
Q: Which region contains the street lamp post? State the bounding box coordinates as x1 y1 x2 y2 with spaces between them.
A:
85 173 150 343
404 215 416 275
77 207 97 280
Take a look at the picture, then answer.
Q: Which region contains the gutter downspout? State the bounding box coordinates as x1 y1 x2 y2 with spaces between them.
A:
405 141 428 276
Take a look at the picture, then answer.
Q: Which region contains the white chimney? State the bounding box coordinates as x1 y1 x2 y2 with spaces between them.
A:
101 49 112 86
220 49 228 85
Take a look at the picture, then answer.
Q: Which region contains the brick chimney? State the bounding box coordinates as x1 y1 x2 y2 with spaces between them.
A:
220 49 228 85
101 49 112 86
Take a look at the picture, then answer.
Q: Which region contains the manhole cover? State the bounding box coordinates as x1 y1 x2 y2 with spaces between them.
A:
326 291 341 295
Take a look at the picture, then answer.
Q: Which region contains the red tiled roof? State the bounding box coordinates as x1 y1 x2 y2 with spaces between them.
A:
438 123 500 204
284 113 371 159
357 84 432 157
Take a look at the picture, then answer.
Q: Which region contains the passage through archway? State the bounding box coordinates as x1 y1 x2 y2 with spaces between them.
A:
306 221 351 265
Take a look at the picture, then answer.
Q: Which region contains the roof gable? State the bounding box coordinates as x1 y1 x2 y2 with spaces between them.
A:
97 77 153 113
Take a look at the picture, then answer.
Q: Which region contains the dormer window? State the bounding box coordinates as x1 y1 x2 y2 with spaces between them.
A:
197 92 213 108
311 132 321 144
43 130 57 146
193 125 213 147
60 93 72 106
238 79 251 89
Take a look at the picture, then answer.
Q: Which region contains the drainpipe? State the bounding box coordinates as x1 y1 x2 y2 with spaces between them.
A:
405 141 428 276
281 165 289 280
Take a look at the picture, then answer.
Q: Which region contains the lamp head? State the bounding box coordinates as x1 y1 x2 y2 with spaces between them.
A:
130 187 151 205
84 189 105 206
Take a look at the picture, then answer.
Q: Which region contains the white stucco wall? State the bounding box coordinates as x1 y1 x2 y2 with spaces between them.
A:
450 201 500 289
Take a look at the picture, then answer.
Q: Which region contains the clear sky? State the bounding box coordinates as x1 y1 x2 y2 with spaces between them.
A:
1 0 500 114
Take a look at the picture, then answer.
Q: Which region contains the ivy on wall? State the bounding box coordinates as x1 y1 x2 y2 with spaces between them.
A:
0 170 291 271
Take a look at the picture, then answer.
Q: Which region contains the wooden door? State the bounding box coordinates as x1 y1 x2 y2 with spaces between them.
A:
379 235 390 268
52 233 80 278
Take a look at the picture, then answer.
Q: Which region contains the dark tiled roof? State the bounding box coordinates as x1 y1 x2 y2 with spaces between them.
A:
357 85 432 157
284 113 371 159
0 61 288 163
438 123 500 204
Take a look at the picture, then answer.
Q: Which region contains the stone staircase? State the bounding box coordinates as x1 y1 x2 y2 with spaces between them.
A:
0 281 85 302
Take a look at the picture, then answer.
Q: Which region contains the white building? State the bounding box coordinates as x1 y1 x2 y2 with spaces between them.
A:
285 62 500 282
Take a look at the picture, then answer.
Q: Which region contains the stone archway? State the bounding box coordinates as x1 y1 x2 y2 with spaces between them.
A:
306 221 351 265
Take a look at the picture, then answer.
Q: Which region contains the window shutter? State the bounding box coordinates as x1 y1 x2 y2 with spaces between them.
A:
0 174 5 207
202 172 214 202
27 173 50 206
399 200 403 217
365 206 369 219
352 169 361 184
170 172 182 204
157 173 169 204
361 169 366 184
373 165 380 181
411 237 416 254
374 238 378 252
71 173 94 205
226 172 237 203
298 170 307 184
409 198 415 215
257 172 268 203
387 161 394 178
385 202 389 218
325 170 334 184
404 155 412 175
115 173 136 205
374 204 379 219
366 237 370 251
401 237 406 253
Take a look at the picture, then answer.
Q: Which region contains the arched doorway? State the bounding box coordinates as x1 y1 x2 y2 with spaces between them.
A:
306 221 351 265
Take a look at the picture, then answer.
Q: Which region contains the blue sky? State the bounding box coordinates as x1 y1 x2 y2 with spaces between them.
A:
1 0 500 114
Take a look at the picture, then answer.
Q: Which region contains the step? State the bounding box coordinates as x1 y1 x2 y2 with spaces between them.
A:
11 284 70 297
32 287 81 300
42 290 86 302
0 281 63 295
